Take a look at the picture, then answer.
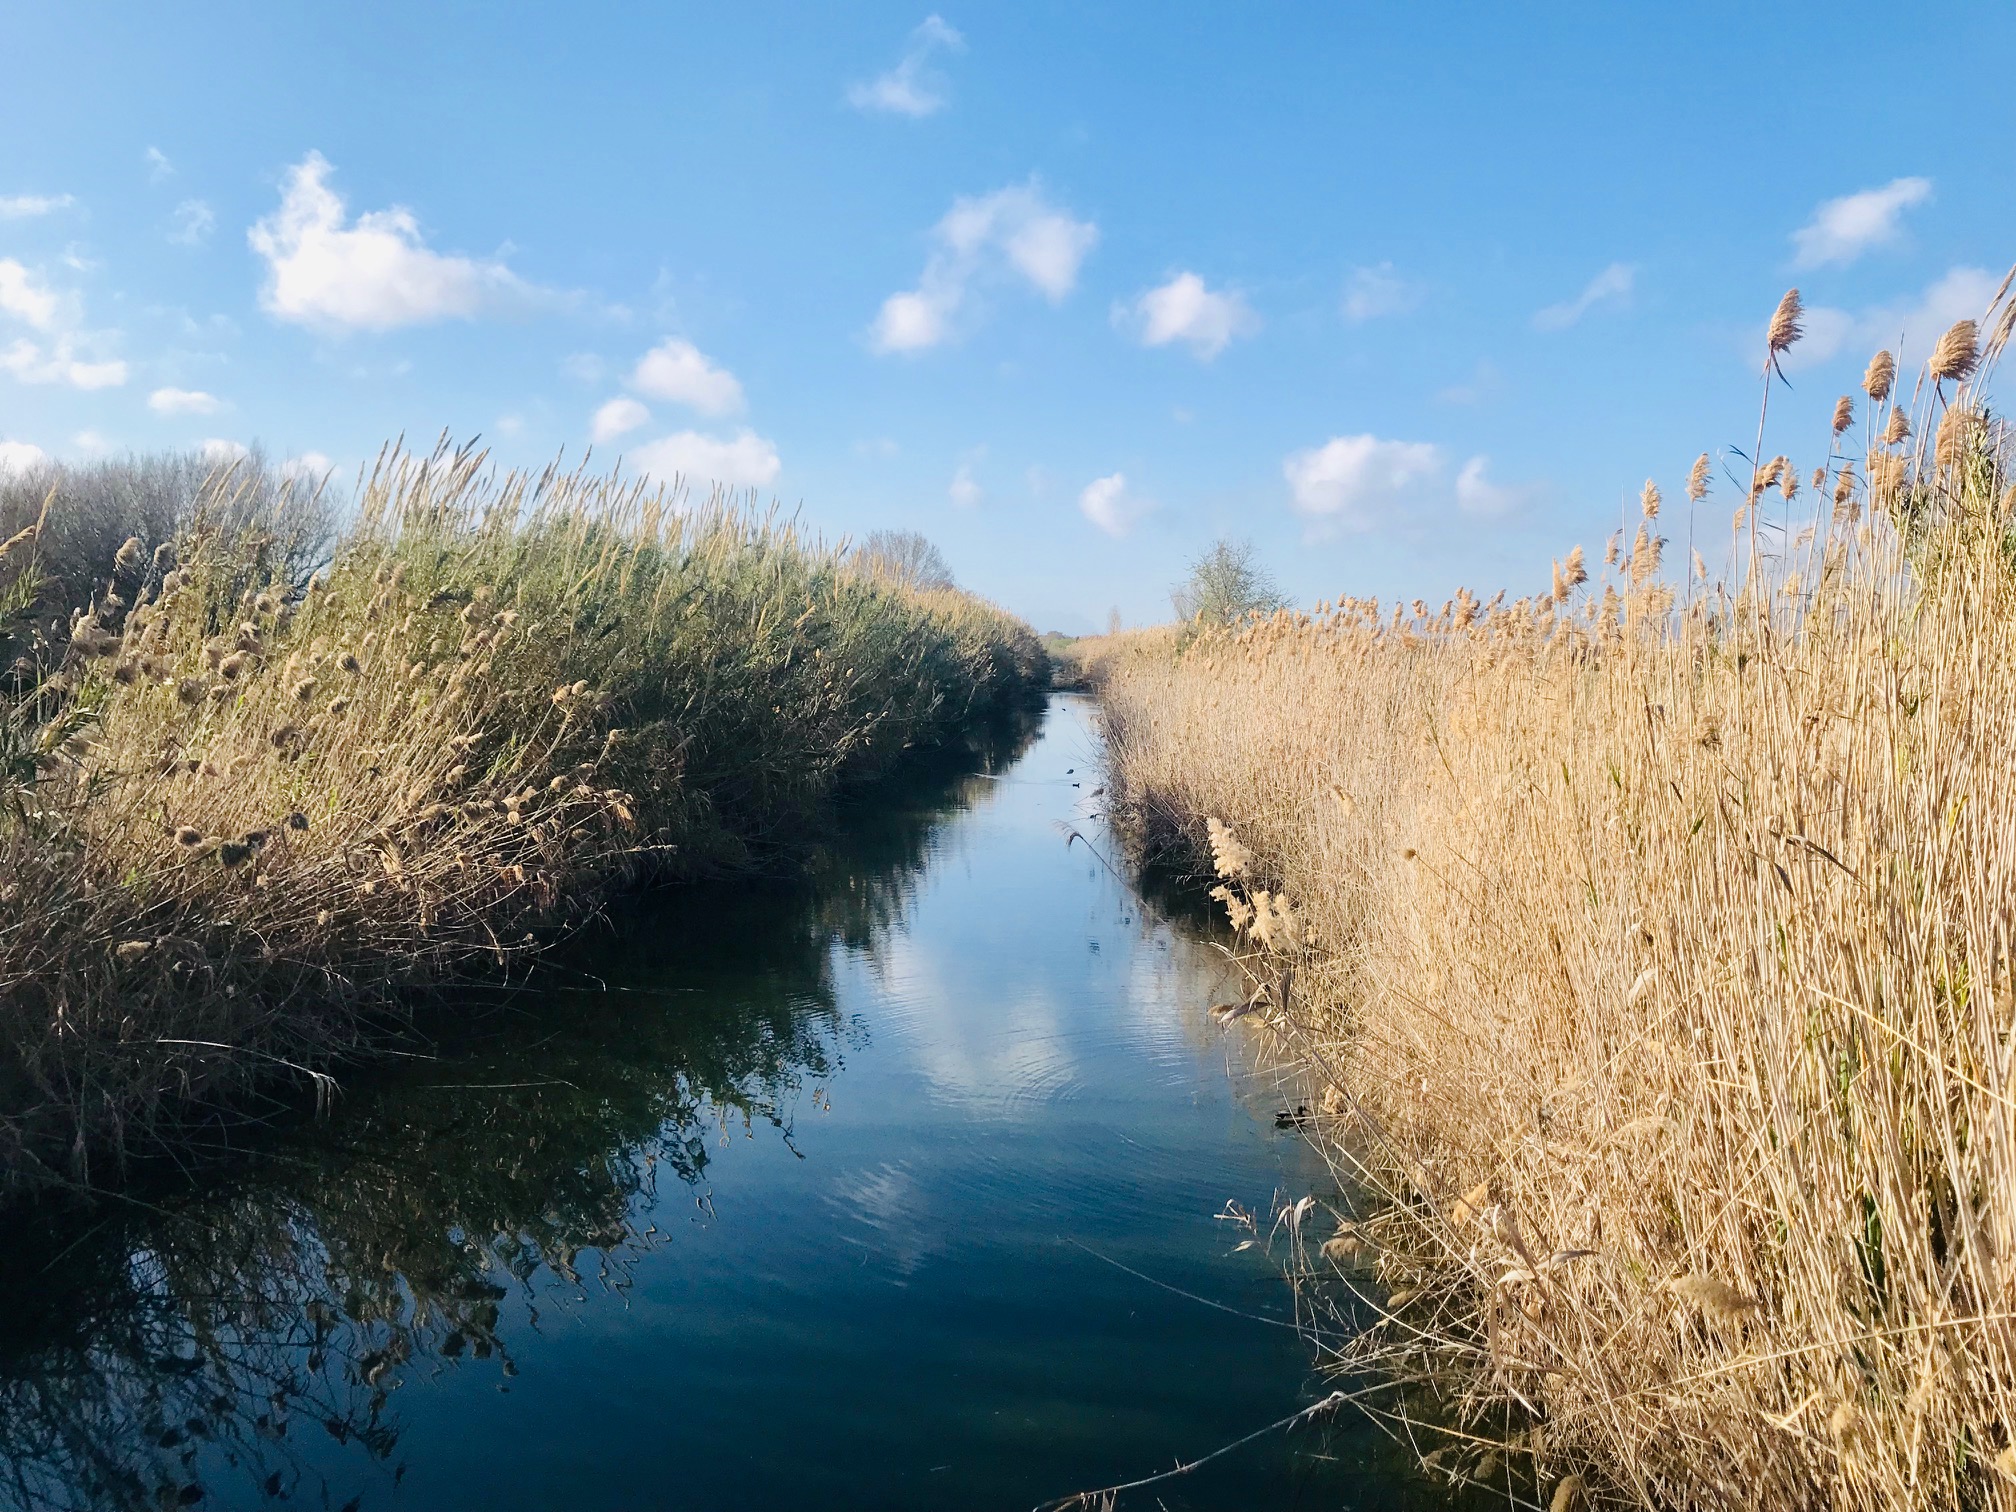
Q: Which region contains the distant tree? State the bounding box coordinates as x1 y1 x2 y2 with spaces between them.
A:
1106 606 1123 636
854 529 956 591
1171 537 1287 626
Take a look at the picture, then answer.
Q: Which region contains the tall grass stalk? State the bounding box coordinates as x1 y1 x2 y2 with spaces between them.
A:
0 441 1045 1193
1092 280 2016 1508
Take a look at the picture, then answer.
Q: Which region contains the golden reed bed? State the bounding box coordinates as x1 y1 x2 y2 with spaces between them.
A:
1091 282 2016 1508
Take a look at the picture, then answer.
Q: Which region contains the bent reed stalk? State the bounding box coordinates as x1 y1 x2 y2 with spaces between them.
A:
0 440 1046 1195
1091 277 2016 1508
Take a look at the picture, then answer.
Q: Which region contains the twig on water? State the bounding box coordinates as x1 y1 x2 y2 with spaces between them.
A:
1029 1383 1391 1512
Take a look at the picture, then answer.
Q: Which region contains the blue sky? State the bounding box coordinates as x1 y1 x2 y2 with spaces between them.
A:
1 2 2011 632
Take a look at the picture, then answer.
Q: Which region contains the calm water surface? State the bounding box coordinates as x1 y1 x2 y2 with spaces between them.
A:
0 696 1451 1511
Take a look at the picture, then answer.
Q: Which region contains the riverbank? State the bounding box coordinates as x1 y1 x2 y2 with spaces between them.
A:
1089 295 2016 1509
0 444 1047 1195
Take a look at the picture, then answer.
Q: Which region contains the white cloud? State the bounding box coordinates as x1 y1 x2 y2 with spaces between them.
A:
626 429 781 489
1453 455 1530 518
1436 359 1501 405
847 15 966 118
562 352 605 385
249 151 544 332
873 181 1098 353
0 193 75 220
1122 272 1258 360
0 440 46 474
147 386 222 416
0 339 126 389
168 198 214 247
1343 262 1419 322
591 396 652 442
199 438 249 464
950 462 982 508
1533 262 1636 331
1078 472 1155 537
72 430 113 454
0 260 61 330
1793 178 1931 269
628 338 744 415
145 147 174 182
1779 264 2001 374
281 451 336 482
1284 434 1443 530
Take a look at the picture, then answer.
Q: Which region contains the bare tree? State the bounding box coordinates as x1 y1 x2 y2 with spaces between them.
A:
854 529 955 591
1171 537 1287 625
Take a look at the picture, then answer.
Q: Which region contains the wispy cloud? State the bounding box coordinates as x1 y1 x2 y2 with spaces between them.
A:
950 460 982 508
0 258 125 389
1793 178 1931 269
0 193 76 220
627 338 744 416
147 386 223 416
1120 272 1258 360
1533 262 1635 332
1342 262 1420 323
144 147 174 182
872 180 1097 353
1777 264 1999 373
168 199 214 247
848 15 966 118
1078 472 1155 537
250 152 551 332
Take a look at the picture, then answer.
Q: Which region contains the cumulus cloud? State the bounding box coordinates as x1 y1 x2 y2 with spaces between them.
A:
872 181 1098 353
949 461 982 508
626 429 781 489
1342 262 1420 322
1078 472 1155 537
200 438 250 464
0 193 75 220
1779 265 2001 374
628 338 744 416
168 198 214 247
1793 178 1931 268
1533 262 1635 331
1284 434 1536 531
249 152 546 332
1121 272 1258 360
0 256 124 388
591 396 651 443
147 386 222 416
0 440 46 474
1284 434 1443 529
848 15 965 117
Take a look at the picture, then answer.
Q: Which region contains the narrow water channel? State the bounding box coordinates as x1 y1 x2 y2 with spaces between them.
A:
0 697 1451 1511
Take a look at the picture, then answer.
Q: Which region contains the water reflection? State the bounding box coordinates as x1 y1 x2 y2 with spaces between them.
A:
0 716 1038 1512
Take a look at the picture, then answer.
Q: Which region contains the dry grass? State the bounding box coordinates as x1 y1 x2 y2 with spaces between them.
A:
0 441 1044 1193
1092 280 2016 1508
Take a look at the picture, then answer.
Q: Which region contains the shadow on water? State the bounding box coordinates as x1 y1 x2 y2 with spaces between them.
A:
0 714 1042 1512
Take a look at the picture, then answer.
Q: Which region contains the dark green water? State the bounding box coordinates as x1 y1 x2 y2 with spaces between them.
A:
0 696 1452 1511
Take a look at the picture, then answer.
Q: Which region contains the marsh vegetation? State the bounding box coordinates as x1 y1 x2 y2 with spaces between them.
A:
1088 280 2016 1509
